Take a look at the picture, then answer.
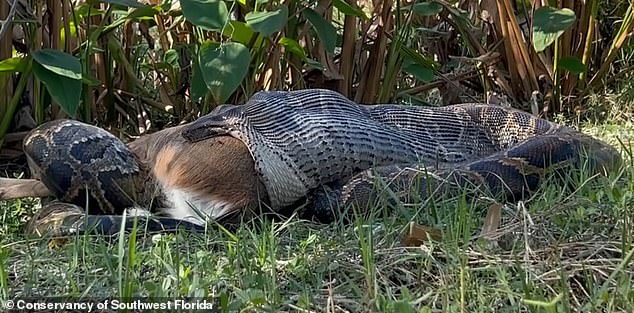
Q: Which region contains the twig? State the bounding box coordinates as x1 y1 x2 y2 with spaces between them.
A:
398 69 480 96
397 50 502 98
0 0 19 41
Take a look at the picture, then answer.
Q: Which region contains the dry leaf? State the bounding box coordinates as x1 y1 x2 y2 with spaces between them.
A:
400 222 443 246
480 202 503 240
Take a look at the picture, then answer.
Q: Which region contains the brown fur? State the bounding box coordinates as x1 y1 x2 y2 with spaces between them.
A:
0 177 51 199
127 124 268 222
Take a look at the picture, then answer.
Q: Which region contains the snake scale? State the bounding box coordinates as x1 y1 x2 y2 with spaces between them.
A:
22 89 621 235
23 120 208 235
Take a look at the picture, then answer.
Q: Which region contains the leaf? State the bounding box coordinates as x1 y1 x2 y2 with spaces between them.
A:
532 7 576 52
82 73 101 87
393 301 417 313
305 58 323 70
400 222 442 246
558 56 586 74
400 45 439 70
102 16 128 34
222 21 260 46
190 60 208 103
60 20 79 44
303 8 337 54
332 0 367 19
245 6 288 37
181 0 229 31
406 2 443 16
278 37 306 59
164 49 179 68
0 57 27 73
480 203 502 239
32 49 82 80
31 49 82 117
403 63 434 82
198 41 250 103
33 62 82 117
127 5 161 20
278 37 322 69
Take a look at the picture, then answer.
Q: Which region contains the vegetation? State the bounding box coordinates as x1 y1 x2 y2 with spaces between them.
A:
0 0 633 136
0 0 633 312
1 131 633 311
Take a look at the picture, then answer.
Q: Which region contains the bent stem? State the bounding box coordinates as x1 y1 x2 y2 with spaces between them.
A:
0 58 33 149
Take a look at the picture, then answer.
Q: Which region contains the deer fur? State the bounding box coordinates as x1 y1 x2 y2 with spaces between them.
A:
0 177 51 199
128 124 268 225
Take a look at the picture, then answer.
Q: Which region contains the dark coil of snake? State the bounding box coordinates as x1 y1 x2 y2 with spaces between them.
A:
23 89 622 236
23 120 209 236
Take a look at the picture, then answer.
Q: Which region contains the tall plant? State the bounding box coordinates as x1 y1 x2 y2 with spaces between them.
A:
0 0 632 150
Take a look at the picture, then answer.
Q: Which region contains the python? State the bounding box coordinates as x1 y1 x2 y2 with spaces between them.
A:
16 89 621 236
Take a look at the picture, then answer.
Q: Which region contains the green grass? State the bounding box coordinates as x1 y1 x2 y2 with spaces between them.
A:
1 123 633 312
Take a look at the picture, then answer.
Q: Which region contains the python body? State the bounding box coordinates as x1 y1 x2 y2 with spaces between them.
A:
22 89 621 235
24 120 266 235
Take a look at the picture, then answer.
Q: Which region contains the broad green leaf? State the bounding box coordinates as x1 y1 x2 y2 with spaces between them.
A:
278 37 306 59
245 6 288 37
558 56 586 74
127 5 161 20
222 21 260 46
190 60 208 103
333 0 367 19
405 2 443 16
0 57 27 73
97 0 145 8
400 45 439 70
532 7 576 52
303 8 337 54
31 49 82 117
403 63 434 82
33 62 82 117
164 49 179 68
181 0 229 31
278 37 323 69
32 49 82 80
198 41 250 103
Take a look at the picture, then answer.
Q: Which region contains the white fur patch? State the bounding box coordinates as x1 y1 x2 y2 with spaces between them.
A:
161 187 234 225
124 207 152 217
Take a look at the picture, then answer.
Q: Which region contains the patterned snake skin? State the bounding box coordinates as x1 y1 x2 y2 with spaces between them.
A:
182 89 622 220
24 120 142 214
23 89 621 235
23 120 205 236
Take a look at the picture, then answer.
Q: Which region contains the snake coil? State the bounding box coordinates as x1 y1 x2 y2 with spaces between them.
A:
23 89 622 234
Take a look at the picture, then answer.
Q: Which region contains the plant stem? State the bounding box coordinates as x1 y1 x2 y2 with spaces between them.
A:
0 58 32 149
579 0 598 85
553 37 561 111
588 1 634 89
